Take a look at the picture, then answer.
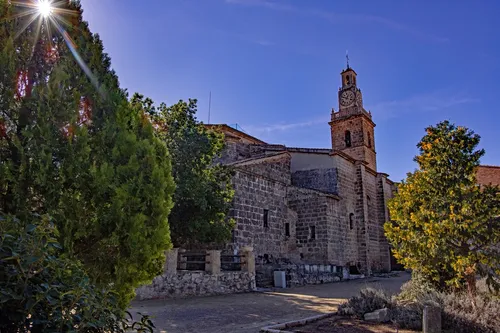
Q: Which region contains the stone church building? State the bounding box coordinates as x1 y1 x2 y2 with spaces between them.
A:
207 63 500 288
208 64 399 284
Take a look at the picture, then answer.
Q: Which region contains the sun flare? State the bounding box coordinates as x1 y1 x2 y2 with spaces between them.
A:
37 0 53 18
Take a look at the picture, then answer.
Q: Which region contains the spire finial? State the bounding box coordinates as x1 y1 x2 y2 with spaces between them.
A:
346 50 350 69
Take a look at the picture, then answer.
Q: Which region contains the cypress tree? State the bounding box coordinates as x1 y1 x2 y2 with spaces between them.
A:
0 0 174 307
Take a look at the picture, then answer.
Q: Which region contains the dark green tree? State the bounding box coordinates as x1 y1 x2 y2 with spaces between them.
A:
385 121 500 297
0 0 174 307
134 95 234 248
0 214 156 332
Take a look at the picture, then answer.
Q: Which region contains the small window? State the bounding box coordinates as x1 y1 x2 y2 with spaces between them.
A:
309 226 316 240
285 223 290 237
345 130 352 147
349 213 354 230
263 209 269 228
367 132 372 148
346 75 350 85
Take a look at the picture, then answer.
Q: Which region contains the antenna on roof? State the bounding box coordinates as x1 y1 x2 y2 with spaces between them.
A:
346 50 350 69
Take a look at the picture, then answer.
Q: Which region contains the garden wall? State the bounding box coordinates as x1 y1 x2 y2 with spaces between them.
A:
135 248 256 300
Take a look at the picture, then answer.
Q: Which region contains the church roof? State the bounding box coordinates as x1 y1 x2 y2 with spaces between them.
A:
227 151 290 166
341 67 357 75
205 124 266 144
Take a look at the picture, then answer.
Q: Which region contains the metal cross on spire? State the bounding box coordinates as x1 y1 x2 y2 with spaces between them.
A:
346 50 350 69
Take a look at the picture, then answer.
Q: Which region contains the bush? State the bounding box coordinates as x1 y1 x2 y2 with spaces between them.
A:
0 214 155 332
338 276 500 333
338 287 391 318
394 276 499 332
441 291 499 333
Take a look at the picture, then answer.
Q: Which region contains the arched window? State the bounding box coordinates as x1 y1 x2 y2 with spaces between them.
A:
345 130 352 147
346 75 350 85
349 213 354 230
367 132 372 148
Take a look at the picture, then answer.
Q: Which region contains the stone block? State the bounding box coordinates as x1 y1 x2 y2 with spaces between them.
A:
364 308 390 323
164 248 178 275
206 250 221 274
423 305 441 333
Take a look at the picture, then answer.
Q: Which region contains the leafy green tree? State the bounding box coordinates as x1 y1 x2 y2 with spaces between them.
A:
0 0 174 307
385 121 500 297
0 213 156 333
134 95 235 248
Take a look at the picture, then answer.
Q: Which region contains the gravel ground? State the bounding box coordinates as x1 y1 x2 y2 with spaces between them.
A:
129 271 410 333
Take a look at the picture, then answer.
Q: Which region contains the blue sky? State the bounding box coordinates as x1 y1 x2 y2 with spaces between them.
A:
81 0 499 181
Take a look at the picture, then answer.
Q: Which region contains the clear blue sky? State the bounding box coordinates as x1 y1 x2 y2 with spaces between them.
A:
81 0 499 181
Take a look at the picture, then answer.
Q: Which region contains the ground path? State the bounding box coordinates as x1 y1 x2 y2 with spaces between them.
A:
130 272 410 333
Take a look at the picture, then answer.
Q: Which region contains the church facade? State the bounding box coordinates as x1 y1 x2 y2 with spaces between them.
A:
208 65 397 285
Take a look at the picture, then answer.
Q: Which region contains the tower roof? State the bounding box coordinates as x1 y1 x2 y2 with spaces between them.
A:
341 67 357 75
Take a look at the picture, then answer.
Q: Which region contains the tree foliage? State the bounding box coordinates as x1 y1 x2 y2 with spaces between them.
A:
385 121 500 294
0 213 155 332
133 95 235 248
0 0 174 307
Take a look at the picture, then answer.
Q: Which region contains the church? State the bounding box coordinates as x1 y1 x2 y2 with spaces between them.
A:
207 64 500 287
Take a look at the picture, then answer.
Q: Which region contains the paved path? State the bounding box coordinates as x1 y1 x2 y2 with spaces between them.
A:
130 272 410 333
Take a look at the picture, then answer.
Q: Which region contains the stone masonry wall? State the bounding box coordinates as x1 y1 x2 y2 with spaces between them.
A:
230 155 292 260
291 168 338 194
287 187 331 264
135 271 255 300
217 141 251 164
382 177 397 270
330 115 377 170
237 153 291 185
333 156 361 267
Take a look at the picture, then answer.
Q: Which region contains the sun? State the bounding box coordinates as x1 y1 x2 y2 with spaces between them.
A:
36 0 53 18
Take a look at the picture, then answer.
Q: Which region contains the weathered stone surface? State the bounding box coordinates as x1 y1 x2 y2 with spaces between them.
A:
291 168 338 194
423 305 441 333
135 271 256 300
364 308 390 322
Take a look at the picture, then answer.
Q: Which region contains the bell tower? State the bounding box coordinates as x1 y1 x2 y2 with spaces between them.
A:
329 61 377 170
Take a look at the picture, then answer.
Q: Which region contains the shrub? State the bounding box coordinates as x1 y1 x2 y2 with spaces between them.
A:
441 291 499 333
338 287 391 318
0 214 155 332
339 276 500 332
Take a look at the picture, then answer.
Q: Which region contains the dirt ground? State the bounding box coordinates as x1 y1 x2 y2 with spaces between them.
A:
292 316 417 333
129 272 410 333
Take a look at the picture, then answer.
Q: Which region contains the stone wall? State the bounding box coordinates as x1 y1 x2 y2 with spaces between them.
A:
287 188 331 264
477 165 500 186
217 141 251 164
333 155 359 267
255 263 365 288
135 248 256 300
135 271 255 300
330 115 377 170
230 155 292 260
291 168 338 194
236 153 292 185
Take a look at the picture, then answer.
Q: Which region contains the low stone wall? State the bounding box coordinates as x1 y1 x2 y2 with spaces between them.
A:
135 271 256 300
256 263 346 288
135 247 256 300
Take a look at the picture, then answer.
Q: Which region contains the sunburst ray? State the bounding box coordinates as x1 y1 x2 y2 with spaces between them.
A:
8 0 102 94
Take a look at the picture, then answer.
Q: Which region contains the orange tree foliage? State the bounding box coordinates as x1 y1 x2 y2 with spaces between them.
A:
385 121 500 294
